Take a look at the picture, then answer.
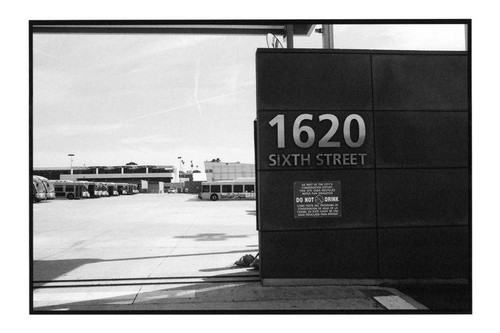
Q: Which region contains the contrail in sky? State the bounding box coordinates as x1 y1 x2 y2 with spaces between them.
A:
121 102 195 123
121 90 249 124
194 58 202 118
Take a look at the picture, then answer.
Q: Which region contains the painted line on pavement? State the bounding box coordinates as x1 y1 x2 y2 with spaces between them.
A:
33 277 261 289
33 273 259 283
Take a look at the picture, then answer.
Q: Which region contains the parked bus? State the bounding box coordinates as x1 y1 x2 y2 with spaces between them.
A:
33 175 55 199
32 176 47 200
107 182 119 196
52 180 85 200
126 183 139 194
32 181 43 202
81 181 99 198
198 179 255 201
117 183 128 195
96 182 108 196
78 181 91 198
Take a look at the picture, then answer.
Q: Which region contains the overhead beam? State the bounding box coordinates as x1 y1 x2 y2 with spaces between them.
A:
31 23 315 36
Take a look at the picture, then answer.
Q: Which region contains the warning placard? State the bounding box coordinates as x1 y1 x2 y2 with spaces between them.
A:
294 181 341 218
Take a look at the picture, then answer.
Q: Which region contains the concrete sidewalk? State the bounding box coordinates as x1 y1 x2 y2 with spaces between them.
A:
33 276 427 311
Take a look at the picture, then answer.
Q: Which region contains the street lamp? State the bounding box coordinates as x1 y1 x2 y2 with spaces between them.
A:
68 153 75 174
177 156 182 182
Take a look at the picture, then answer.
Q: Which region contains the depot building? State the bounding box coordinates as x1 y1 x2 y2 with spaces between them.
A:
33 165 176 193
33 160 256 193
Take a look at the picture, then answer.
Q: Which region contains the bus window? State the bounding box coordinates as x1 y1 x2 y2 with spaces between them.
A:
233 185 243 193
211 185 221 193
66 185 75 192
202 185 210 192
54 185 64 192
222 185 232 193
244 184 254 192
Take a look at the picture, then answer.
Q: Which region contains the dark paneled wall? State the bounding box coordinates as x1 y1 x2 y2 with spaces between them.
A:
257 53 372 111
374 112 469 168
378 226 470 278
260 229 378 278
377 169 469 228
372 55 468 110
256 49 470 280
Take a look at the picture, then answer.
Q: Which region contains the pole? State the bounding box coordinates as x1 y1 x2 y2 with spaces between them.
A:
322 24 334 49
284 24 294 49
464 23 468 52
177 156 182 182
68 153 75 175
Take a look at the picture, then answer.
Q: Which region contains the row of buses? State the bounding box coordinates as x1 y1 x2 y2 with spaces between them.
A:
32 175 139 202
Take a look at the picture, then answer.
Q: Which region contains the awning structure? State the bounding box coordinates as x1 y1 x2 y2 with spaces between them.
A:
31 22 314 35
30 22 315 48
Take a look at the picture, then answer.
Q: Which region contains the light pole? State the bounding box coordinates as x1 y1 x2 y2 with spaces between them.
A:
68 153 75 175
177 156 182 182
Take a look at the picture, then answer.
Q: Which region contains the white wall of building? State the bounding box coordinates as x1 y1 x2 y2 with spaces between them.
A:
204 161 255 181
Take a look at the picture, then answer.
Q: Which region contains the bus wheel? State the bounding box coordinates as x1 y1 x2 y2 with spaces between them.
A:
67 193 74 200
210 194 218 201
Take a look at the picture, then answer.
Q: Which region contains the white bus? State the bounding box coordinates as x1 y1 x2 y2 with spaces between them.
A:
117 183 128 195
198 180 255 201
32 181 43 202
106 182 119 196
33 175 56 199
78 181 92 198
52 180 86 200
97 182 108 196
127 183 139 194
81 181 100 198
32 176 48 200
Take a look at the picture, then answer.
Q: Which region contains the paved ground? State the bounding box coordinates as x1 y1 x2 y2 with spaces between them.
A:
32 194 463 312
33 194 259 281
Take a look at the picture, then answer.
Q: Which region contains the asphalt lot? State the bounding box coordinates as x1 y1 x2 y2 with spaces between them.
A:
33 193 259 281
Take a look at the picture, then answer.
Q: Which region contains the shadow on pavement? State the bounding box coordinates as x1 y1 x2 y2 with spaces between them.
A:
33 259 104 282
175 233 248 241
184 197 255 203
199 266 259 276
33 249 258 282
198 266 242 273
384 283 472 312
33 270 262 312
183 197 205 202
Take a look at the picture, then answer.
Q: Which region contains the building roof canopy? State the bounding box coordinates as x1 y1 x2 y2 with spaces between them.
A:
31 23 315 36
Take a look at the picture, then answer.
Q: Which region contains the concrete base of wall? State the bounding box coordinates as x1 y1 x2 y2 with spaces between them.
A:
262 278 470 287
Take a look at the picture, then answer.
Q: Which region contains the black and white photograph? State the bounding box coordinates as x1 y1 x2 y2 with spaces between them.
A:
28 19 472 314
3 0 499 328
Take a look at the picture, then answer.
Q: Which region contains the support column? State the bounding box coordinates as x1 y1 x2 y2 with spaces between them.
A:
322 24 334 49
284 24 294 49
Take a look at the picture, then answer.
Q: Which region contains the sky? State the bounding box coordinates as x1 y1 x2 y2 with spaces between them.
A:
33 24 466 171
